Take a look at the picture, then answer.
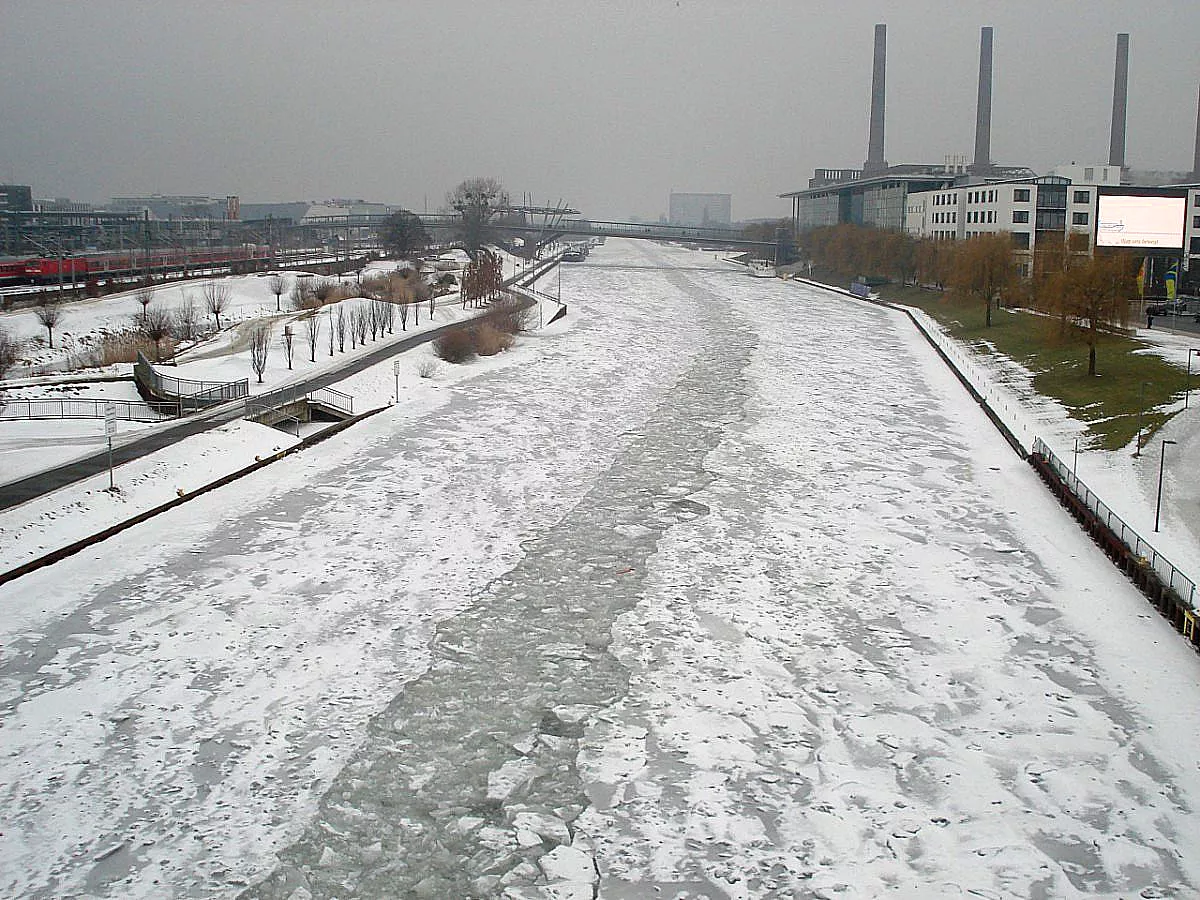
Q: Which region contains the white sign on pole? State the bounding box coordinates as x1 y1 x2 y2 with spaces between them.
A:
104 402 117 437
393 360 401 376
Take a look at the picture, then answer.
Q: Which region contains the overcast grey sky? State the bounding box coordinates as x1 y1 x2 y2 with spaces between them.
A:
2 1 1198 221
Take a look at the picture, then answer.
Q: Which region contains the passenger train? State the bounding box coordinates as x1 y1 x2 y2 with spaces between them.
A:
0 245 272 289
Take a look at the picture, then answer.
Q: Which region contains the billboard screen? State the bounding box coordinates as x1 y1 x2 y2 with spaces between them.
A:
1095 194 1186 248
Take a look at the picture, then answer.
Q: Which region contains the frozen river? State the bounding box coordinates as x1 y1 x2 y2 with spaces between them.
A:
3 240 1200 898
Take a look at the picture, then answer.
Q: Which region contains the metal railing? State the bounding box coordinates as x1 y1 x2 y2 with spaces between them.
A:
1033 437 1196 607
0 397 167 422
246 384 354 419
134 352 248 411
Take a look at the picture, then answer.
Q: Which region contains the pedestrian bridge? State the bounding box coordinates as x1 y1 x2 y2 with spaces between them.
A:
300 211 778 249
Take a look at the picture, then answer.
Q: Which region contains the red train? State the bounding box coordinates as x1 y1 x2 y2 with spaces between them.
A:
0 245 272 288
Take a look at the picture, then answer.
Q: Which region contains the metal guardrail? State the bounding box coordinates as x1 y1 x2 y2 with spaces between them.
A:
134 352 248 411
0 397 167 422
1033 437 1196 607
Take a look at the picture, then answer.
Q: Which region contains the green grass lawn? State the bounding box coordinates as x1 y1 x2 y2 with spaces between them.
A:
815 272 1185 451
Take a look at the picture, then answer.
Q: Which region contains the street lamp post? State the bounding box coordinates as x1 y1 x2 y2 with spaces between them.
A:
1134 381 1151 457
1073 438 1080 476
1187 349 1200 409
1155 439 1177 532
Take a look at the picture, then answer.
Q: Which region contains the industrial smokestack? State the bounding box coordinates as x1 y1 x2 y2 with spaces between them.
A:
971 26 994 174
863 23 888 174
1192 81 1200 181
1109 33 1129 169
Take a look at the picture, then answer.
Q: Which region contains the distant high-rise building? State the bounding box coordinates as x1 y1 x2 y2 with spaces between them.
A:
668 192 732 227
0 184 33 213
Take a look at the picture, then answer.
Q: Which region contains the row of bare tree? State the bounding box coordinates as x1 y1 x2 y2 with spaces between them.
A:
461 250 503 309
803 224 1138 376
250 298 408 383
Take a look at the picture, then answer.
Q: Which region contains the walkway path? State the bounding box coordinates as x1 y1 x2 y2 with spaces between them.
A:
0 260 552 512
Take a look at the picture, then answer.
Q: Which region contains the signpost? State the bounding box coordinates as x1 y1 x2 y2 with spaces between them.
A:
103 403 117 490
393 360 400 404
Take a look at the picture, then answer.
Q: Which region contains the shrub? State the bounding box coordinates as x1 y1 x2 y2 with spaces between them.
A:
488 296 533 334
472 322 513 356
0 326 20 378
70 330 164 367
417 359 439 378
432 328 476 363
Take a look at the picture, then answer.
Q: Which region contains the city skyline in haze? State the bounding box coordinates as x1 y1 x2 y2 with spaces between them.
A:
3 1 1199 221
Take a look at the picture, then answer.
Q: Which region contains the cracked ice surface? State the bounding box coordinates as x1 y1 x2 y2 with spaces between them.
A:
3 240 1200 899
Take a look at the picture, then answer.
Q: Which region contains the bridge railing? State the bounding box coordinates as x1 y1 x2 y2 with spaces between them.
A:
1032 437 1196 607
134 352 249 411
245 384 354 419
0 397 168 423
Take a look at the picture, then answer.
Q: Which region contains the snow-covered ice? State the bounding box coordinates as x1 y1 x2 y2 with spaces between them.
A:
1 240 1199 899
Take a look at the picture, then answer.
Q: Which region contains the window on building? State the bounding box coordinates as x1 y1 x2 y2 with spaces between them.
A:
1072 212 1089 226
1037 209 1067 230
990 190 996 202
1193 214 1200 229
1084 167 1094 181
988 211 995 223
1014 188 1031 202
1192 235 1200 253
1073 190 1090 204
1013 210 1030 224
952 212 957 223
1012 232 1031 250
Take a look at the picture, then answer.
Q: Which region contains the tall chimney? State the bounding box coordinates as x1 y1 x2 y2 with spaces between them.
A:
1192 81 1200 181
863 24 888 174
972 26 994 173
1109 33 1129 169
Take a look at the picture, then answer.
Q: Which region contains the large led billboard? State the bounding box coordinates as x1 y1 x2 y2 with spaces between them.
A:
1095 194 1186 249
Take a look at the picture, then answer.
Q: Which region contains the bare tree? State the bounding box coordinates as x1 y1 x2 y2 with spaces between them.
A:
173 291 200 341
946 234 1016 328
327 309 335 357
304 313 321 362
446 177 509 258
355 306 369 345
336 305 347 351
369 301 384 340
290 280 309 310
1038 248 1135 377
35 299 63 349
135 285 155 324
377 209 431 259
384 299 396 334
249 323 271 383
282 324 296 369
203 281 232 330
348 308 359 348
0 326 21 379
397 299 408 332
311 278 336 305
141 305 173 361
267 273 288 312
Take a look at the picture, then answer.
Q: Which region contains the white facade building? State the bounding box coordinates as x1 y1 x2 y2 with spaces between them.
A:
905 166 1199 290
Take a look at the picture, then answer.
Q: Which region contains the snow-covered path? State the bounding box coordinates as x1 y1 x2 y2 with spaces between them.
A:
3 241 1200 899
